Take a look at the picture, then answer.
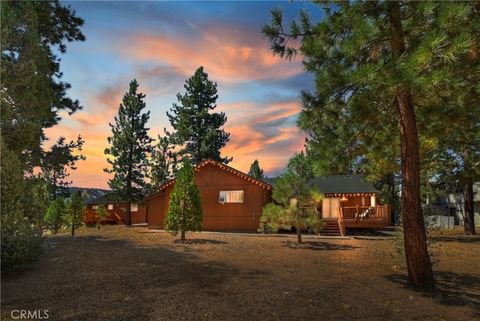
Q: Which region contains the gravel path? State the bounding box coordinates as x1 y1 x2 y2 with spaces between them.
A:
2 226 479 321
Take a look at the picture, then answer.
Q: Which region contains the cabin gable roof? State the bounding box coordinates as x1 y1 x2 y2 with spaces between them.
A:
264 175 377 195
149 159 272 198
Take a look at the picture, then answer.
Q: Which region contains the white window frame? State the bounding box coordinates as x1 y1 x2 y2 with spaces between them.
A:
92 205 98 210
219 190 244 204
107 204 114 210
130 203 139 212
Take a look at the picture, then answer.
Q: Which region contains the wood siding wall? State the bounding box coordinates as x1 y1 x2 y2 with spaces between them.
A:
147 163 272 231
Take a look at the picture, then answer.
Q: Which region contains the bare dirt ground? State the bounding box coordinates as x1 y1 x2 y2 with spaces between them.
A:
2 226 479 321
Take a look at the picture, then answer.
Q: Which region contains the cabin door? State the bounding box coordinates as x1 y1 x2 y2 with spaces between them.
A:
322 198 340 219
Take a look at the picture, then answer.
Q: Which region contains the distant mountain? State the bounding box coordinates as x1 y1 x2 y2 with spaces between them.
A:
68 187 111 204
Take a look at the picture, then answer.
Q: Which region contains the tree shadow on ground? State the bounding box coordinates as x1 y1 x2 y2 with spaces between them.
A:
386 271 480 317
429 235 480 243
1 235 267 321
173 238 227 245
284 240 358 251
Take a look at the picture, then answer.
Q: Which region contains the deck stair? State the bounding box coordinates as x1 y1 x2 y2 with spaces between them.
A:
320 219 341 236
113 212 125 224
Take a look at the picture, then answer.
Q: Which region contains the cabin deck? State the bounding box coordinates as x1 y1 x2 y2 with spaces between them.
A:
84 208 125 225
338 204 392 236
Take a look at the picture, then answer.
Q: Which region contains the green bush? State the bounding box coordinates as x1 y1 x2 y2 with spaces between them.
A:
44 198 66 234
1 139 43 271
258 203 290 233
1 212 43 272
65 191 85 235
95 206 108 230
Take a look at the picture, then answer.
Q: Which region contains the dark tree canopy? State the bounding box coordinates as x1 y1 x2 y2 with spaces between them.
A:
0 1 85 272
41 135 85 200
1 1 85 166
149 132 177 192
104 79 153 226
167 66 231 165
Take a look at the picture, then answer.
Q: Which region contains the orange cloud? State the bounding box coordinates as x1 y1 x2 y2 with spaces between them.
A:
44 98 305 188
118 30 303 84
219 99 306 176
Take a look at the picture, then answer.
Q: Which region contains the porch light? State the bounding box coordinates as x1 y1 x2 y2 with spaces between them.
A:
340 196 348 202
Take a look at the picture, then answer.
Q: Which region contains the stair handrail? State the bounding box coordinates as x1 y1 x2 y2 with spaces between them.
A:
113 211 123 223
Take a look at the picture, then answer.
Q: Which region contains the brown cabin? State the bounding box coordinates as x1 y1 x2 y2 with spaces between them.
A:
310 176 391 236
84 193 147 225
265 175 392 236
146 159 272 231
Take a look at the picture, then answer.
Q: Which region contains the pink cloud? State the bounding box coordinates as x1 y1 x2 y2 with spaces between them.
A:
219 100 306 176
44 98 305 188
118 28 303 84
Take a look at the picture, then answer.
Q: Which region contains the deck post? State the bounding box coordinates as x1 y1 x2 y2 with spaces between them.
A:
338 219 346 236
385 204 392 225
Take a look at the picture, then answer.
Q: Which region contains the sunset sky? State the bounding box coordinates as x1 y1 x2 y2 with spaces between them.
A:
45 1 322 189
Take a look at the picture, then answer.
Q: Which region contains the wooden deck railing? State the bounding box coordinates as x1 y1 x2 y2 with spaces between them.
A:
336 204 392 236
340 205 390 222
113 211 124 223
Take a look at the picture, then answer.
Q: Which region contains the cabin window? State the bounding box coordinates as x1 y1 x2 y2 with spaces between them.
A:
130 203 138 212
92 205 98 210
219 190 244 203
107 204 113 210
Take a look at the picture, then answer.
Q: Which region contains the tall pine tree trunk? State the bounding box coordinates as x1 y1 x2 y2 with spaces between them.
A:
126 201 132 227
296 226 302 243
388 1 435 291
181 230 186 241
71 219 75 236
464 181 476 235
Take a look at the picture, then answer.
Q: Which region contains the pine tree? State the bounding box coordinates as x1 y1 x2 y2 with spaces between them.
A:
260 152 323 243
149 132 176 192
95 206 108 230
1 1 85 167
167 66 231 165
22 175 50 232
41 135 85 200
44 198 66 234
65 191 84 236
1 138 25 217
104 79 153 226
1 137 43 272
421 28 480 235
429 109 480 235
248 159 265 179
164 158 203 241
263 2 478 290
0 1 84 271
